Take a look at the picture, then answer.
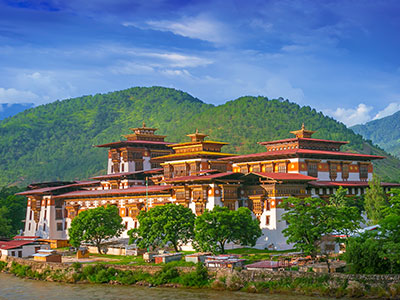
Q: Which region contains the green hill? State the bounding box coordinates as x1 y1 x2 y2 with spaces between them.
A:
1 86 399 186
351 111 400 158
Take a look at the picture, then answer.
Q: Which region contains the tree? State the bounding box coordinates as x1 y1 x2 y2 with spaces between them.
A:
128 203 195 252
194 206 261 253
68 205 124 254
0 206 12 238
0 187 26 236
281 193 361 271
364 174 388 224
329 187 363 237
344 189 400 274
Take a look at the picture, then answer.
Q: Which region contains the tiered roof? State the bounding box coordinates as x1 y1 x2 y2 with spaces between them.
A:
221 125 384 162
153 130 236 162
96 122 171 148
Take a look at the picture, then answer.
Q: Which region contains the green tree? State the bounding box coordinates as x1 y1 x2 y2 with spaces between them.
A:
194 206 261 253
281 194 361 271
0 187 26 236
0 206 12 238
68 205 124 254
344 189 400 274
344 231 390 274
329 187 363 237
128 203 195 252
364 174 388 224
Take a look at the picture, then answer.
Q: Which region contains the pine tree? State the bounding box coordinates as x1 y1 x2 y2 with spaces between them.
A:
364 174 388 224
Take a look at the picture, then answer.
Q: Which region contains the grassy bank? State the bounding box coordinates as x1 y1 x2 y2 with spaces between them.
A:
1 260 400 298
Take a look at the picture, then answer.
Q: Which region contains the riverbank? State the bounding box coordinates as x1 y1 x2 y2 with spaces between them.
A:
1 257 400 299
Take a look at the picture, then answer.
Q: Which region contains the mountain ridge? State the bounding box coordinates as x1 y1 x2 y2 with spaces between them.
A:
351 110 400 158
1 86 399 186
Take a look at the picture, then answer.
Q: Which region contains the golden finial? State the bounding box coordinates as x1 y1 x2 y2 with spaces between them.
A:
142 121 146 128
196 128 199 134
302 123 305 130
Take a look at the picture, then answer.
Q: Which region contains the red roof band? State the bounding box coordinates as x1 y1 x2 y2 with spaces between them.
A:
219 148 385 162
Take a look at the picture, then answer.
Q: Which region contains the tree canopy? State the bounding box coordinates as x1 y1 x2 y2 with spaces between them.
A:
0 187 26 238
194 206 262 253
364 174 388 224
281 191 361 260
68 205 124 253
128 203 196 252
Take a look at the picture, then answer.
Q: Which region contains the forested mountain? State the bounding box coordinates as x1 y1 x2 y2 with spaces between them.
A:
1 86 400 186
351 111 400 158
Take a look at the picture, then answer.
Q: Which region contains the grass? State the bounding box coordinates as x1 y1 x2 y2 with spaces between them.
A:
87 253 196 267
226 247 295 255
226 248 296 264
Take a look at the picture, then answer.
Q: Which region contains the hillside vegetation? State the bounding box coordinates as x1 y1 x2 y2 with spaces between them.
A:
351 111 400 158
1 86 399 186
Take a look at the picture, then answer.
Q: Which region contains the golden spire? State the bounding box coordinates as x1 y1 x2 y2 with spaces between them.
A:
142 121 146 128
187 130 208 142
290 124 316 138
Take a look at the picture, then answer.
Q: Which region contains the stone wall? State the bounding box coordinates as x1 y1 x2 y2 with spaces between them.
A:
213 268 400 285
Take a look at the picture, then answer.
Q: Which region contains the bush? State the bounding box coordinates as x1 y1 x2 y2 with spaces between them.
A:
72 262 82 271
0 261 7 271
179 263 209 287
151 264 180 285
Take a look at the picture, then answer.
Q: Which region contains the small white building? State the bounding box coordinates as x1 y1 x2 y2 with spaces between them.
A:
0 240 50 259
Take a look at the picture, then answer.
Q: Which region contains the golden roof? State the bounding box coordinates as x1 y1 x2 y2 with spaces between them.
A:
290 123 316 138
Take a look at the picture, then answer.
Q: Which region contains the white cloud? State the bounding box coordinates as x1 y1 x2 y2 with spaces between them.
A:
324 103 373 127
373 102 400 120
161 69 191 77
127 15 232 45
0 87 39 104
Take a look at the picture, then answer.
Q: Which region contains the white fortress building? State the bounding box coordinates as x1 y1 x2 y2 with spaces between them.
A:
18 124 399 249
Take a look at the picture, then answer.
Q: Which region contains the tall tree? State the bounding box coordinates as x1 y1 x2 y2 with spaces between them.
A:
128 203 195 252
194 206 261 253
68 205 124 254
364 174 388 224
0 207 12 238
281 194 361 271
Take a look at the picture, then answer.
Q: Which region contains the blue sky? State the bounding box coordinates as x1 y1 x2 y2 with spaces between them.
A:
1 0 400 126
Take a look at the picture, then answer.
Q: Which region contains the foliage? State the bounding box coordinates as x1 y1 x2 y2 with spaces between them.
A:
329 187 363 236
344 231 391 274
364 174 388 224
351 110 400 158
128 203 195 251
281 192 361 260
178 262 209 287
194 206 262 253
0 86 399 186
345 188 400 274
0 187 26 237
68 205 124 253
0 206 12 238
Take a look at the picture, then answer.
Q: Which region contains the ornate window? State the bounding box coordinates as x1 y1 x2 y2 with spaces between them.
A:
307 162 318 177
329 163 337 180
359 164 368 180
277 163 286 173
55 209 63 220
240 165 249 174
342 163 349 180
264 163 273 173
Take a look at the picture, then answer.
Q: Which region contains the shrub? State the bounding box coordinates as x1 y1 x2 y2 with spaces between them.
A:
151 264 180 285
179 263 209 287
0 261 7 271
